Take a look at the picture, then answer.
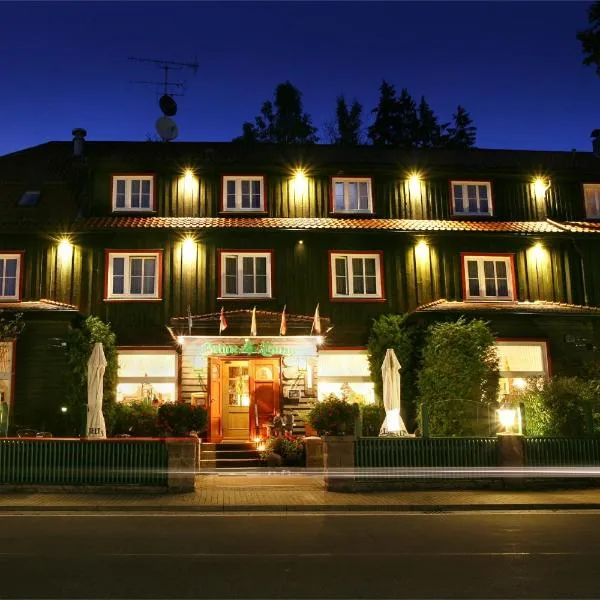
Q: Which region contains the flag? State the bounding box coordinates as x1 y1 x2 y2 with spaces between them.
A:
187 305 193 336
250 306 257 336
280 305 287 336
219 307 228 334
312 303 321 335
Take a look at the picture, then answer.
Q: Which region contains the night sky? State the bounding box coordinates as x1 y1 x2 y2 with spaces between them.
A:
1 1 598 156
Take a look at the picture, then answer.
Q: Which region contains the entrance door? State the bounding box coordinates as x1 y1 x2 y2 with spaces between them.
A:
250 359 281 439
222 361 250 440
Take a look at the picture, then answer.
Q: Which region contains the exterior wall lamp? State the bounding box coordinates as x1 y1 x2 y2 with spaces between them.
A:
408 172 422 198
293 169 308 196
57 238 73 263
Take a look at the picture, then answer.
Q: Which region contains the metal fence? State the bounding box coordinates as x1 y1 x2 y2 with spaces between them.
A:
524 437 600 466
0 438 168 486
355 437 499 468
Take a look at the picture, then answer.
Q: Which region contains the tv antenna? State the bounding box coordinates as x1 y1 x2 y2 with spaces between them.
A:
129 56 199 141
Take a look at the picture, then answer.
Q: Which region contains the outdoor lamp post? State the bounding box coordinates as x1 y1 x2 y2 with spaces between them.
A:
497 405 522 434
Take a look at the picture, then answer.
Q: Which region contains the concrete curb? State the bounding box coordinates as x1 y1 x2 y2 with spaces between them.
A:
2 503 600 513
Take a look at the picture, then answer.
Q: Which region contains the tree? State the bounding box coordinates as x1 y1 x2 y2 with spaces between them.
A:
577 1 600 75
446 105 477 149
395 88 420 149
235 81 318 144
416 96 447 149
418 318 499 436
325 95 363 145
367 80 401 146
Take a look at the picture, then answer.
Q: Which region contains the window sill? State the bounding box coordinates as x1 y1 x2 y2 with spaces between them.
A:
330 211 375 217
330 297 386 303
451 213 494 219
217 296 273 301
0 298 21 303
219 210 268 216
104 298 163 303
464 298 517 303
111 210 157 215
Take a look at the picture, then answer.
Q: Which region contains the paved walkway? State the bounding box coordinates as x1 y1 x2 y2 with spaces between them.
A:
2 474 600 511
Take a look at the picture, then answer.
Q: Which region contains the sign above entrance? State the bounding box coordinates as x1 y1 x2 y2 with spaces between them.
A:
197 340 300 358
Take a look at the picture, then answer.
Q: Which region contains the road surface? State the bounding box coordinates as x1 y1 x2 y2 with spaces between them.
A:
1 510 599 598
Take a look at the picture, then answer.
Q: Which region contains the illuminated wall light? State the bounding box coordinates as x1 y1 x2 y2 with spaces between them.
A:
415 239 429 261
512 378 527 390
408 172 422 197
293 169 308 195
177 336 185 345
532 177 550 201
181 236 197 263
530 242 547 263
298 240 304 245
57 238 73 262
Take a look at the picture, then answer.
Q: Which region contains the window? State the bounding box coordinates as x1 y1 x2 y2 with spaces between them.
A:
17 191 40 207
219 251 272 298
332 178 373 213
116 350 177 404
0 254 21 301
222 176 265 212
584 183 600 218
330 252 383 299
105 251 162 300
496 340 549 399
112 175 154 212
317 350 375 404
462 254 515 301
451 181 492 216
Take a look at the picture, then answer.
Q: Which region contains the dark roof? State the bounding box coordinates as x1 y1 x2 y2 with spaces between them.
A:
414 299 600 315
1 141 599 181
78 216 566 234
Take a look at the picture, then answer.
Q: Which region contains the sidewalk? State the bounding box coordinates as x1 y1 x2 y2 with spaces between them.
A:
2 474 600 512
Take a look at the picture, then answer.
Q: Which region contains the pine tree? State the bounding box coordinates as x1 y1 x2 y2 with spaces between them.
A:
416 96 445 149
577 1 600 75
367 80 400 146
235 81 318 144
329 95 363 145
395 88 419 149
446 105 476 149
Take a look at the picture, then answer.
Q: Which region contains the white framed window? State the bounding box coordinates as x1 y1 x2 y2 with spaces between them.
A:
219 251 272 298
222 176 265 211
496 340 549 399
112 175 154 212
330 252 383 299
451 181 492 216
462 254 515 301
584 183 600 219
317 350 375 404
116 349 177 405
105 251 161 300
0 254 21 300
332 177 373 213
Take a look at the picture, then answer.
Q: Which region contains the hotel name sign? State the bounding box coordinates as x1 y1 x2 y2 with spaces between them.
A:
194 340 316 358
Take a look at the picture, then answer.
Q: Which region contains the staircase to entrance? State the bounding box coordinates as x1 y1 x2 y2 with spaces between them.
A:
201 441 262 470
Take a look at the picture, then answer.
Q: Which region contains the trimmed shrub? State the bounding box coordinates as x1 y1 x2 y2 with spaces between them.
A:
105 401 160 437
307 394 359 436
361 404 386 436
157 402 208 436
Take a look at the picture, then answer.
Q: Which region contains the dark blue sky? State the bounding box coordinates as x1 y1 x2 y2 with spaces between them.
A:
1 1 598 155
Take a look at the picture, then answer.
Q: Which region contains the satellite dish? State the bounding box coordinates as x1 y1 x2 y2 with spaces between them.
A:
155 116 178 141
159 94 178 117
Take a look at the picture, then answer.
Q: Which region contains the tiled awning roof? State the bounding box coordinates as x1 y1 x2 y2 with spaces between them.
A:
78 216 566 233
0 298 79 312
415 299 600 315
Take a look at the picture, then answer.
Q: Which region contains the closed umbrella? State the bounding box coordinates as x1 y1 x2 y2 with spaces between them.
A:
379 348 408 436
87 342 107 438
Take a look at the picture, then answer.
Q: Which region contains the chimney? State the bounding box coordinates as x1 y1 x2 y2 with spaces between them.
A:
592 129 600 156
72 128 87 157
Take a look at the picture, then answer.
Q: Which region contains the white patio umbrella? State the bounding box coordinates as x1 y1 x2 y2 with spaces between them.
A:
379 348 408 436
86 342 107 438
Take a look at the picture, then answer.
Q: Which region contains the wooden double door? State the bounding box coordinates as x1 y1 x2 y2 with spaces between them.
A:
208 357 280 441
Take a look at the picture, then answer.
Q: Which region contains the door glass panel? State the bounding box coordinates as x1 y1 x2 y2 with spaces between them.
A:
228 366 250 406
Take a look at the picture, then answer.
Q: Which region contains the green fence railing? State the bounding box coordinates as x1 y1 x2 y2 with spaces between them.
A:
0 438 168 486
355 437 499 468
524 437 600 466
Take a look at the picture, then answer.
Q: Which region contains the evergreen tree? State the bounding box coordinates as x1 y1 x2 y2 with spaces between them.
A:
446 105 477 149
577 1 600 75
416 96 446 149
329 95 363 145
396 88 419 149
235 81 318 144
367 80 400 146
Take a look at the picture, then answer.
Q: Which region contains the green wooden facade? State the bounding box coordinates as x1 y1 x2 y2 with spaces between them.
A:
2 138 600 431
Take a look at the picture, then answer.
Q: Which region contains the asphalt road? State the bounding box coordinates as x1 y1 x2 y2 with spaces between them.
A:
1 511 600 598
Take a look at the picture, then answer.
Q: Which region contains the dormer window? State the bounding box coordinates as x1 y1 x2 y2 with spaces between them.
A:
222 176 265 212
584 183 600 219
331 178 373 214
17 191 40 207
451 181 492 216
112 175 155 212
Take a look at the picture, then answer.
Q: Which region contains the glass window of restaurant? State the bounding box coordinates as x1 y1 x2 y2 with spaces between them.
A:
496 341 549 399
317 350 375 404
